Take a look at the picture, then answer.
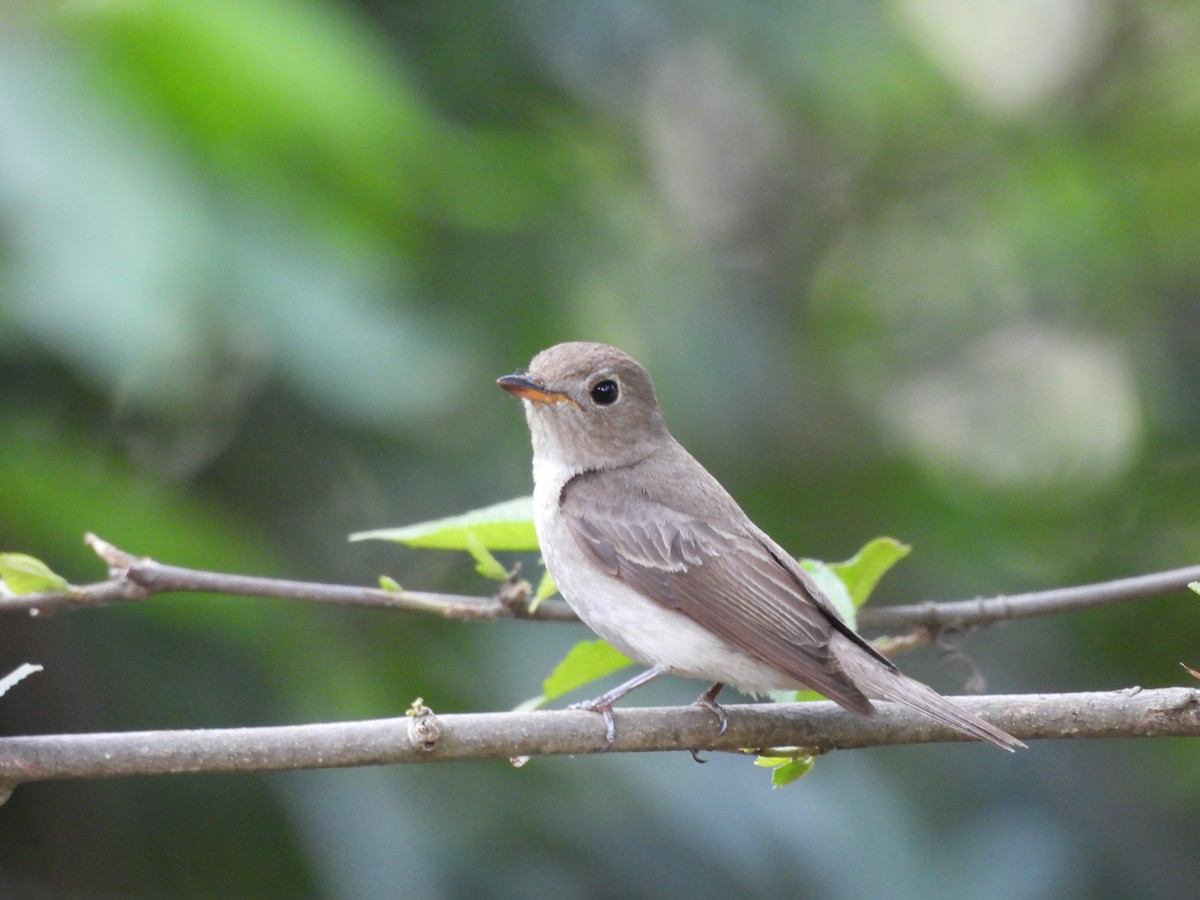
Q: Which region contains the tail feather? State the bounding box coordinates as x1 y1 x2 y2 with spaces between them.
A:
833 634 1025 752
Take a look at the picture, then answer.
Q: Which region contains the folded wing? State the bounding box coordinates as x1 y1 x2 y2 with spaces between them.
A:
560 467 880 714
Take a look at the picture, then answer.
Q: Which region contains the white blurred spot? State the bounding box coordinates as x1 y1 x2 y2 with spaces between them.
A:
895 0 1112 114
883 326 1141 492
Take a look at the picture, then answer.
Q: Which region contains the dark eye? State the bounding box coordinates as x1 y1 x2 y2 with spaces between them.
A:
589 379 619 406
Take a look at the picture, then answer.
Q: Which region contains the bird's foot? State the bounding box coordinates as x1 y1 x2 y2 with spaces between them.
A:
694 681 729 736
564 664 670 749
568 697 617 748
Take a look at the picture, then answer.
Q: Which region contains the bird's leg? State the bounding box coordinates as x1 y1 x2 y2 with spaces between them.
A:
569 664 668 747
694 681 729 735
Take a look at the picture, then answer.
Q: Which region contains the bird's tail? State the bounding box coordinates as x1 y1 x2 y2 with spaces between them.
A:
833 634 1025 752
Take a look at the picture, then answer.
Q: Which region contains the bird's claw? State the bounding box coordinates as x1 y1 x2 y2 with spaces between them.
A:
568 698 617 749
694 683 729 736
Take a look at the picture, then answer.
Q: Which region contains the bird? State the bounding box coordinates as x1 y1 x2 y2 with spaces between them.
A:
498 341 1024 751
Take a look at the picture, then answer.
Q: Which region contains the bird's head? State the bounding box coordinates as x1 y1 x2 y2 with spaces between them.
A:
498 342 671 471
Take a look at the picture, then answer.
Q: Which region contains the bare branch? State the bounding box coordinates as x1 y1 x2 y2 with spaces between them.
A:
0 535 1195 637
3 538 1196 796
857 564 1200 631
0 688 1194 796
0 533 576 622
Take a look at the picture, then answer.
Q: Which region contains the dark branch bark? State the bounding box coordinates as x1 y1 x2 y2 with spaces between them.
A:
0 689 1195 797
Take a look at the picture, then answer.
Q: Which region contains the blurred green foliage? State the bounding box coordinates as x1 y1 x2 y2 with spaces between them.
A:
2 1 1199 898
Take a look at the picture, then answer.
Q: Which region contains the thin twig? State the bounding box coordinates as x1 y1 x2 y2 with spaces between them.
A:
857 565 1200 631
0 534 576 622
0 688 1194 795
0 535 1195 635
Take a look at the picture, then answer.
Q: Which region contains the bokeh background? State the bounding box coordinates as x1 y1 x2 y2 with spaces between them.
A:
2 1 1199 897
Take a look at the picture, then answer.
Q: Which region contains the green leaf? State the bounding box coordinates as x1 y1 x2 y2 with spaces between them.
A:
543 639 635 703
769 756 816 787
378 575 402 592
538 639 635 706
464 533 508 582
782 538 910 703
349 496 539 552
754 750 816 787
801 558 858 629
530 569 558 611
829 537 912 607
754 753 791 767
1189 581 1200 595
0 554 71 594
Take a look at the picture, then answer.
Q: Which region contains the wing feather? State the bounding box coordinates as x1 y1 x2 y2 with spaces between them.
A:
560 468 877 713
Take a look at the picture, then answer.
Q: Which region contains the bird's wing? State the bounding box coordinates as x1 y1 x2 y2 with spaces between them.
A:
559 467 879 713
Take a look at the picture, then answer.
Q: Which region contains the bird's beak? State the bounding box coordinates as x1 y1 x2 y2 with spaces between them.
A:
497 372 578 407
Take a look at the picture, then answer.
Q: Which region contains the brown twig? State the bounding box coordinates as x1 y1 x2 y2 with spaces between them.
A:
0 534 576 622
0 535 1194 636
856 565 1200 631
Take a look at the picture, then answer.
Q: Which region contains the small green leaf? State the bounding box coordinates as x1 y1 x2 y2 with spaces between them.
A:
0 554 71 595
801 558 857 629
754 749 816 787
529 569 558 611
349 496 539 552
769 756 816 787
770 688 825 704
829 537 912 608
405 697 432 717
1189 581 1200 595
542 639 635 704
378 576 403 592
785 538 910 703
465 533 508 581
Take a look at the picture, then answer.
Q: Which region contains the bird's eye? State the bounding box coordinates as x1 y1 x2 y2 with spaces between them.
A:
589 379 619 406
